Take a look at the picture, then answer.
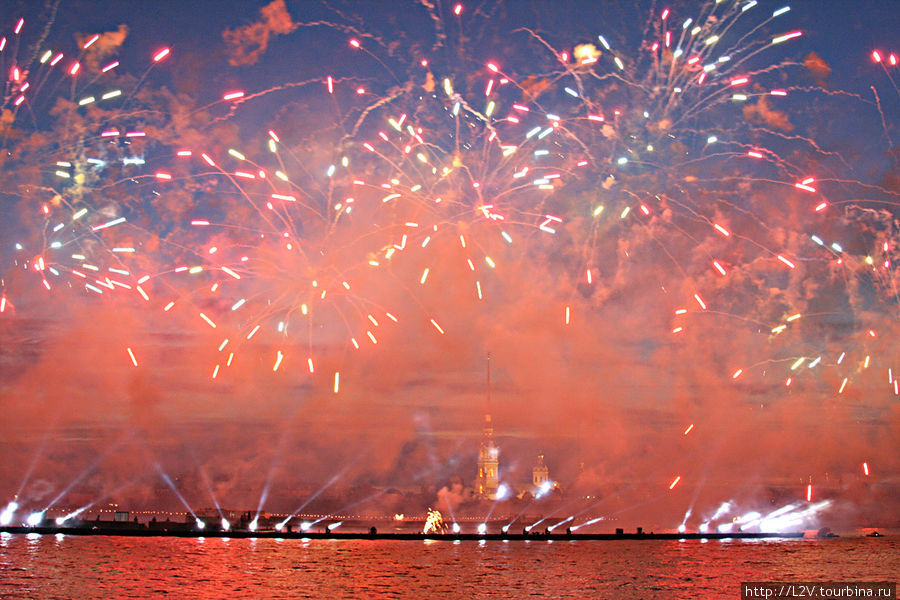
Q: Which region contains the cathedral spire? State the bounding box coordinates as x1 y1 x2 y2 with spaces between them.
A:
483 352 493 436
486 351 492 415
476 352 499 499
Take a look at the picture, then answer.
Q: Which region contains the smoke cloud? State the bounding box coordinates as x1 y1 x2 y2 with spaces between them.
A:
223 0 299 66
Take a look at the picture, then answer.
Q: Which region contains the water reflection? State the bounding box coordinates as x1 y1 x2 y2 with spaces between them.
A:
0 536 893 600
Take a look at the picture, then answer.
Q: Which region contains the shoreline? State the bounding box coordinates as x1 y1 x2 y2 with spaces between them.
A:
0 526 806 541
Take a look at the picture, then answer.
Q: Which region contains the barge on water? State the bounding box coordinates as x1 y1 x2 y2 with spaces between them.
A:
0 525 805 541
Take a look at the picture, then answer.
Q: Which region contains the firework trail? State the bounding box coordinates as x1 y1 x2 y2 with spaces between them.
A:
181 2 900 414
0 15 183 315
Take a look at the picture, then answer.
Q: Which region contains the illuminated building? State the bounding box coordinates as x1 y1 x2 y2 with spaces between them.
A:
475 353 499 499
476 413 500 499
532 453 550 490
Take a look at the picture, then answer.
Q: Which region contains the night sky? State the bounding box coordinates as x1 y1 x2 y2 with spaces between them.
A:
0 0 898 529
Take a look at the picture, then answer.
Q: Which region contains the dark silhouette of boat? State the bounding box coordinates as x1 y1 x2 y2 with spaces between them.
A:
0 524 805 541
866 531 883 537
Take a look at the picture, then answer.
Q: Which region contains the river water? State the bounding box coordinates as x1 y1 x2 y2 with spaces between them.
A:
1 532 897 599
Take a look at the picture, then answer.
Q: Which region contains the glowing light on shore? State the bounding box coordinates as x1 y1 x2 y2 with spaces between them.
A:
0 502 17 526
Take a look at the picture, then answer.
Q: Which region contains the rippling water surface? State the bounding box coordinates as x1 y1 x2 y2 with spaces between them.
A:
1 533 897 599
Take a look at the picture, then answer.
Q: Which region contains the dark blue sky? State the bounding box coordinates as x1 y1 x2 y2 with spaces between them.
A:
11 1 898 91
